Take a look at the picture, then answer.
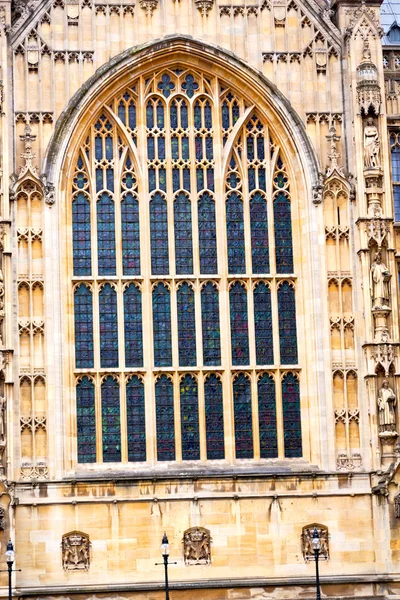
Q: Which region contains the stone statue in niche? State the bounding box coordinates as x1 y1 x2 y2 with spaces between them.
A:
364 118 381 169
0 504 6 530
0 396 6 440
394 492 400 517
183 527 211 565
62 531 91 571
301 524 329 562
377 379 397 434
370 252 391 308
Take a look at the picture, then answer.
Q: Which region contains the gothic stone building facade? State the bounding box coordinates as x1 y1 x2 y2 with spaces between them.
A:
0 0 398 597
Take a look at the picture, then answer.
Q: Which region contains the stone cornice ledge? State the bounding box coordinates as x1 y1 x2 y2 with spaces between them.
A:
12 575 399 596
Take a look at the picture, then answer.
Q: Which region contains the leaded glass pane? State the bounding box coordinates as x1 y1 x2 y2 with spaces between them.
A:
201 282 221 366
230 282 249 365
180 375 200 460
126 376 146 462
177 283 196 367
198 193 218 274
174 193 193 274
73 192 91 276
258 374 278 458
250 192 269 274
254 283 273 365
282 373 302 458
124 284 143 368
226 192 246 274
97 192 116 276
155 375 175 461
274 192 293 274
233 373 253 459
150 193 169 275
74 285 94 369
152 283 172 367
99 283 119 368
278 282 298 365
101 376 121 462
76 377 96 463
121 192 140 275
392 147 400 221
204 375 224 459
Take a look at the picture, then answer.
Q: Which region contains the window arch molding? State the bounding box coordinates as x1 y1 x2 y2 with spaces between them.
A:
43 37 329 472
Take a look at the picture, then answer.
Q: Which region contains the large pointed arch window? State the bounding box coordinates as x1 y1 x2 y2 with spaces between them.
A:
71 68 301 465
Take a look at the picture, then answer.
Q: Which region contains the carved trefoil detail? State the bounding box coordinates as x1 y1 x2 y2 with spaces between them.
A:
183 527 211 565
301 524 329 562
62 531 91 570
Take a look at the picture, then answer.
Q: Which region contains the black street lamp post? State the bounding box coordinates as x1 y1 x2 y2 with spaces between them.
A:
0 540 21 600
156 533 177 600
311 527 322 600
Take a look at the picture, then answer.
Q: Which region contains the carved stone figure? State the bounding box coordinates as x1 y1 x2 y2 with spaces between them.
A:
364 118 380 169
62 531 91 570
183 527 211 565
0 396 6 439
370 252 391 308
301 524 329 562
395 492 400 518
377 379 397 433
0 504 5 530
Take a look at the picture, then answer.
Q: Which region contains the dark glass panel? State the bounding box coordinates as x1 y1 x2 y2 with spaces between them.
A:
76 377 96 463
99 283 119 368
201 282 221 366
126 376 146 462
121 192 140 275
258 374 278 458
152 283 172 367
254 282 273 365
204 375 224 459
174 193 193 274
180 375 200 460
124 284 143 368
250 192 269 274
229 282 249 365
282 373 302 457
72 192 91 276
97 193 116 276
226 192 246 274
391 147 400 220
150 193 169 275
274 191 293 273
155 375 175 461
74 285 94 369
278 282 298 365
177 283 196 367
101 376 121 462
233 373 253 459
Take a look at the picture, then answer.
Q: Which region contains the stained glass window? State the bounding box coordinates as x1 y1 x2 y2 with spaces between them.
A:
101 376 121 462
150 192 169 275
180 375 200 460
254 282 273 365
230 282 249 365
174 193 193 274
250 192 269 274
274 192 293 274
74 285 94 369
198 193 218 274
204 374 224 459
73 192 91 276
282 372 302 457
155 375 175 461
99 283 119 368
97 192 116 276
121 192 140 276
390 137 400 221
177 283 196 367
152 283 172 367
124 284 143 368
233 373 253 459
126 375 146 462
226 192 246 274
201 282 221 366
258 373 278 458
278 282 298 365
76 376 96 463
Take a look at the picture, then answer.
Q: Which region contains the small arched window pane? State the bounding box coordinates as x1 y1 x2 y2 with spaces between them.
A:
233 374 253 459
204 375 224 460
250 192 269 274
177 283 196 367
72 192 91 276
201 282 221 366
258 374 277 458
76 377 96 463
124 284 143 368
150 193 169 275
174 193 193 274
282 373 302 458
99 284 119 368
230 282 249 366
254 283 273 365
278 282 298 365
155 375 175 461
198 193 218 274
152 284 172 367
101 376 121 463
180 375 200 460
226 192 246 274
97 193 116 275
274 192 293 274
121 192 140 275
126 376 146 462
74 285 94 369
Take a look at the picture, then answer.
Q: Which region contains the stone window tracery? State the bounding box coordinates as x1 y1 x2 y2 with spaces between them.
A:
70 68 302 465
390 132 400 222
